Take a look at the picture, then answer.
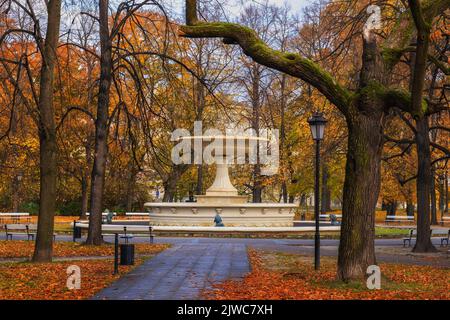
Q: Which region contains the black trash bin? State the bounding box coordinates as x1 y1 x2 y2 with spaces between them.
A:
120 244 135 265
73 221 82 241
73 226 82 239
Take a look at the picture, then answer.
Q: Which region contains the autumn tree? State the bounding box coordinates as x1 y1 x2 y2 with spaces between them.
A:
0 0 62 261
77 0 159 244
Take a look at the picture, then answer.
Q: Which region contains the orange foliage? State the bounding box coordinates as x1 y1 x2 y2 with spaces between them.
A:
204 250 450 300
0 241 169 259
0 259 140 300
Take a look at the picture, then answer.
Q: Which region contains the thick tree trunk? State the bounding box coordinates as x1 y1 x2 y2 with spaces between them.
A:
11 175 20 212
280 75 288 204
86 0 112 245
407 4 436 252
80 177 88 218
337 114 382 281
80 138 92 219
386 200 397 216
125 163 137 212
251 66 263 203
196 164 203 195
413 117 436 252
321 164 332 213
430 166 437 225
195 72 205 196
162 165 186 202
163 177 177 202
32 0 61 262
406 201 415 217
252 164 262 203
438 179 445 214
445 171 449 214
281 183 288 204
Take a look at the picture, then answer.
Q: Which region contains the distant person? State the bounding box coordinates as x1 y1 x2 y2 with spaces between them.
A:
104 209 114 224
214 213 224 227
330 214 341 226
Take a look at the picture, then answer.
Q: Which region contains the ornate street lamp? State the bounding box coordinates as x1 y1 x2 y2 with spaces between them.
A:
307 112 327 270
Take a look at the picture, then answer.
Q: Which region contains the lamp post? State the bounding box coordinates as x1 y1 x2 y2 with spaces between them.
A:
307 112 327 270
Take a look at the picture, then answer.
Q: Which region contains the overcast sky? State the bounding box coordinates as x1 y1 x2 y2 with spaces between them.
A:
61 0 311 34
165 0 310 19
267 0 309 12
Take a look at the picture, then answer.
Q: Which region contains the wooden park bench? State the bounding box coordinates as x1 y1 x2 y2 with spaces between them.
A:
319 214 342 222
403 229 449 247
431 229 450 247
0 213 31 224
102 226 154 243
385 215 415 224
403 229 416 247
26 224 56 241
85 212 117 224
72 222 154 243
4 224 28 240
125 212 149 219
4 224 56 241
86 212 117 218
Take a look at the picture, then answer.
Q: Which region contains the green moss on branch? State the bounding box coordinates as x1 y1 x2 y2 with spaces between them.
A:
181 22 352 113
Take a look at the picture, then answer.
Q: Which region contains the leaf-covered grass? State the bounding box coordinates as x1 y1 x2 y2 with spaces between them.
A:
204 249 450 300
0 258 146 300
0 240 170 259
0 241 170 299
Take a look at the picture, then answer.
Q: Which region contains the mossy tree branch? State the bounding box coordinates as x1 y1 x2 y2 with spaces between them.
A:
409 0 431 32
181 0 352 116
408 0 450 116
428 55 450 76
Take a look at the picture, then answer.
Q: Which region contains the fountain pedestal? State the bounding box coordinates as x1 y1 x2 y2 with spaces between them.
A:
196 162 247 204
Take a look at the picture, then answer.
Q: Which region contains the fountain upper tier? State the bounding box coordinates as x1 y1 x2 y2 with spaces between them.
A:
178 135 269 204
145 134 296 227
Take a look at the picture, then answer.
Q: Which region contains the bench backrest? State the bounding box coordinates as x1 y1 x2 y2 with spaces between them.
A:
431 229 450 236
86 212 117 216
386 215 414 220
5 224 27 230
100 225 151 233
27 224 37 232
0 213 30 216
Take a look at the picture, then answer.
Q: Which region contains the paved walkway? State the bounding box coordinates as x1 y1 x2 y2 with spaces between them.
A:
93 243 250 300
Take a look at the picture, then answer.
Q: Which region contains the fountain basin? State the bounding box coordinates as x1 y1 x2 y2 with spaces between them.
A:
144 202 297 227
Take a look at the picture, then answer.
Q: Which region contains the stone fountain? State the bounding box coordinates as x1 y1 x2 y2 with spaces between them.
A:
144 135 296 226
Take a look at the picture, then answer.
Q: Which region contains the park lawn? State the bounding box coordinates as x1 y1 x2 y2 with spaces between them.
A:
204 249 449 300
0 258 144 300
0 241 170 259
375 227 411 238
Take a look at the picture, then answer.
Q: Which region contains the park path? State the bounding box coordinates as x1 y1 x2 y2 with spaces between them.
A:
93 242 250 300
